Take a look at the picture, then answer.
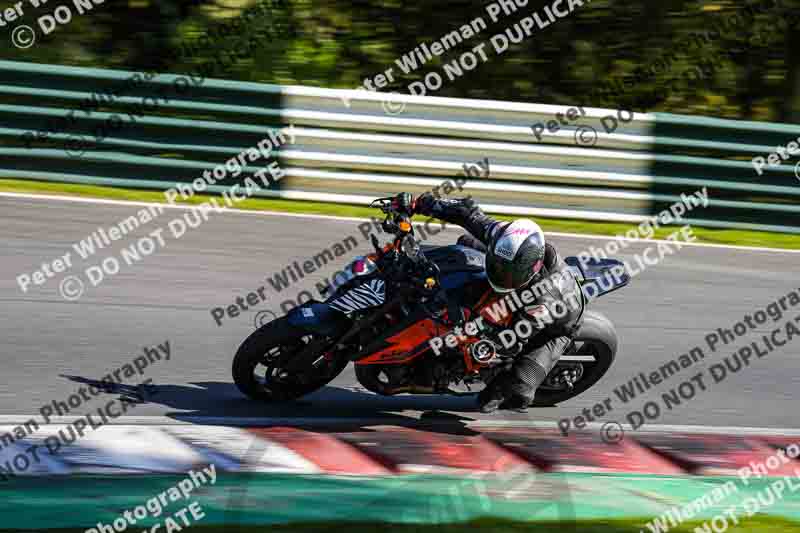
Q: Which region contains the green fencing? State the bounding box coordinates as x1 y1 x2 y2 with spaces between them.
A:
1 60 799 232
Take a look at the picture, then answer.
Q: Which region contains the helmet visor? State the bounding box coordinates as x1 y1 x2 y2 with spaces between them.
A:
485 253 543 293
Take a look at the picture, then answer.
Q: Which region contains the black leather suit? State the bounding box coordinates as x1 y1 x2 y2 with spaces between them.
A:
416 194 585 406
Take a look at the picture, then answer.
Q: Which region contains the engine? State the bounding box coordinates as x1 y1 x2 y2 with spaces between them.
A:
355 354 466 395
354 334 519 396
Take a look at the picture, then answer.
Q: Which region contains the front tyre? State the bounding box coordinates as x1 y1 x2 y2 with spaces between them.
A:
232 317 347 402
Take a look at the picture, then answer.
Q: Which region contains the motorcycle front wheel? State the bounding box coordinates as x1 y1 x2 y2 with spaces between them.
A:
232 316 347 402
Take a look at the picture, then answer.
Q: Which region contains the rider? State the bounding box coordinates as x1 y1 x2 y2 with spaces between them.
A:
403 192 585 413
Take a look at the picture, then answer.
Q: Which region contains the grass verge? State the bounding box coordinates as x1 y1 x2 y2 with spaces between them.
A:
1 178 798 250
12 517 800 532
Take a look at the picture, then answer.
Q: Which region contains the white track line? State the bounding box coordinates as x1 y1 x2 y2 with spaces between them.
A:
0 415 799 435
2 190 799 254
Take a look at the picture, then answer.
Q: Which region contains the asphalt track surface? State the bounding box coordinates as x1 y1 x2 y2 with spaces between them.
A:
1 194 799 430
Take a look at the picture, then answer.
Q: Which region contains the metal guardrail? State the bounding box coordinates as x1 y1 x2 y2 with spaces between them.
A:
1 60 799 233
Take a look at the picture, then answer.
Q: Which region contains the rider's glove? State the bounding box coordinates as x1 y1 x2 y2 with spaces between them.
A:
412 192 436 215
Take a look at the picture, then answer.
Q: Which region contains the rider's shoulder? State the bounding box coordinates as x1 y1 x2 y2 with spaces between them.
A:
544 242 559 268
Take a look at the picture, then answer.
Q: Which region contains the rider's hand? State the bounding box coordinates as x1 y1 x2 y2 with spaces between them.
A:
413 192 435 215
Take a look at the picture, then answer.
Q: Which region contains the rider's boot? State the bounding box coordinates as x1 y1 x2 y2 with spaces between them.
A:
477 373 512 413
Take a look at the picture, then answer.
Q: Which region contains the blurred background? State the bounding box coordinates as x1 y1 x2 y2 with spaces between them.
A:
2 0 800 122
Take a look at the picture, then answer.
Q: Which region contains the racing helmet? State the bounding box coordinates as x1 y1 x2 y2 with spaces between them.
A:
485 219 546 293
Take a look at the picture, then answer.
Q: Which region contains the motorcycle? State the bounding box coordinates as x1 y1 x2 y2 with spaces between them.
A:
232 196 630 407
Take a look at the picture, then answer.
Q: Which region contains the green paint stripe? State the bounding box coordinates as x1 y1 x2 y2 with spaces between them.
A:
3 473 800 530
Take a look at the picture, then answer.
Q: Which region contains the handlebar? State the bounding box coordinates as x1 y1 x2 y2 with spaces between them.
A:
369 195 414 239
370 194 442 293
370 193 413 216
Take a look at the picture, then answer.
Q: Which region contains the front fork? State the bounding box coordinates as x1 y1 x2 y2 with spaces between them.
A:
281 302 351 381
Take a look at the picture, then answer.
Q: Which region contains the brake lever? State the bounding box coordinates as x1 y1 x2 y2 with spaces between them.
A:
369 196 394 210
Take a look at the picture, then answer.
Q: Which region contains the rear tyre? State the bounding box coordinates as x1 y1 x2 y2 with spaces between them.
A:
232 317 347 402
531 310 617 406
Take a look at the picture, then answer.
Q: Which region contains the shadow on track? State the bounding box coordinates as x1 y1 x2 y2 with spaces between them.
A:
59 377 484 435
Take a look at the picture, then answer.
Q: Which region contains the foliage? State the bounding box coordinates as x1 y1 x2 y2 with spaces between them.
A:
3 0 800 121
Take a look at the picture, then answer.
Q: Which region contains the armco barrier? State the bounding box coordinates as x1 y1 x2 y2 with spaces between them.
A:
1 60 799 232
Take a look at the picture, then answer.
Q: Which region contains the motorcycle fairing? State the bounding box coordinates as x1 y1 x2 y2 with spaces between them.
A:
353 305 452 365
289 244 492 363
564 256 630 298
327 278 386 315
286 302 351 336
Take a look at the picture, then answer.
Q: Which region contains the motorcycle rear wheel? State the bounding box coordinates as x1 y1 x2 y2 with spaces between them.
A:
531 310 617 406
232 316 347 402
